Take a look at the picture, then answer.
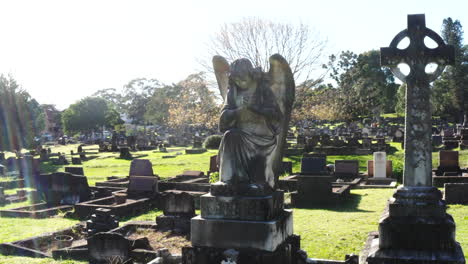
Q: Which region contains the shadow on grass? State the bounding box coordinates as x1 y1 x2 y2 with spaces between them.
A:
115 154 149 160
291 193 374 213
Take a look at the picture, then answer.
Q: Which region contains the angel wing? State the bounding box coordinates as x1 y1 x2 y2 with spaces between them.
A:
212 55 230 102
268 54 295 185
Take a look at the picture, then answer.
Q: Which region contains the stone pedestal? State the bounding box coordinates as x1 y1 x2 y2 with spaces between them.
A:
188 190 295 264
366 186 465 264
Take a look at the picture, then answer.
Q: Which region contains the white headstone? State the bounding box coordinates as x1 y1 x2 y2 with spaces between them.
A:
373 152 387 178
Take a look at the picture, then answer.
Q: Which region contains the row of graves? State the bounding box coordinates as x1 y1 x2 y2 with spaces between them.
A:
440 126 468 150
286 125 393 157
279 152 397 208
432 150 468 204
1 15 467 264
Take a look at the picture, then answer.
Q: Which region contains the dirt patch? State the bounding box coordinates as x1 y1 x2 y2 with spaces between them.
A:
127 228 191 254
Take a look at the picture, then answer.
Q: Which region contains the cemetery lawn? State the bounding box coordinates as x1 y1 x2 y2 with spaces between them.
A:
0 144 467 262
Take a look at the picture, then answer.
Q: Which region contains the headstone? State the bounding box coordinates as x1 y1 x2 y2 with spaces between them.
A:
366 14 464 264
334 160 359 178
65 166 85 176
129 159 153 176
88 233 130 263
444 183 468 204
127 176 158 197
439 150 459 169
77 145 83 153
300 154 327 175
362 138 372 149
36 172 91 205
367 160 393 178
208 155 219 175
0 165 4 176
156 191 196 233
40 149 49 161
373 152 386 178
72 157 82 165
119 147 132 159
0 152 5 163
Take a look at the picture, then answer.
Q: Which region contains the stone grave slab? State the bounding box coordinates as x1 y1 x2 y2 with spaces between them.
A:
65 166 85 176
129 159 154 176
300 154 327 175
444 183 468 204
334 160 359 178
156 191 196 233
367 160 393 178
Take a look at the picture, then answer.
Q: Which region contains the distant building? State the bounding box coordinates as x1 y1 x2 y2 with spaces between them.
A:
42 104 61 138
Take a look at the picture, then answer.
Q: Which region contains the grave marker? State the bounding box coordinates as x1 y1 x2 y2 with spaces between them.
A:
366 14 464 264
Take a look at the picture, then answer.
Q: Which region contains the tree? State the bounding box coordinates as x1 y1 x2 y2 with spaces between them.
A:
203 17 327 83
166 73 220 129
324 50 398 120
120 78 163 125
93 88 124 111
432 18 468 121
62 97 123 135
0 74 44 152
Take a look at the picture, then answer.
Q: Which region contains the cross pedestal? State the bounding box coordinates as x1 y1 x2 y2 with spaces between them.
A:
366 14 465 264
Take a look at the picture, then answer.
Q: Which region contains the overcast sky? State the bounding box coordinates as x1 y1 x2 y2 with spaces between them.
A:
0 0 467 109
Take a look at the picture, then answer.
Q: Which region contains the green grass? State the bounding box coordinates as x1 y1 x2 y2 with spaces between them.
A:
1 143 467 263
38 144 218 186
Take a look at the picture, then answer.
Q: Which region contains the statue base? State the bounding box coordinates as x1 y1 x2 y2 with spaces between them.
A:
191 209 293 252
190 191 292 252
366 186 466 264
184 234 300 264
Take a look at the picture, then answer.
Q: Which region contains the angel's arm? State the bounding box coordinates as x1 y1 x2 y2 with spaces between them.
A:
219 87 239 132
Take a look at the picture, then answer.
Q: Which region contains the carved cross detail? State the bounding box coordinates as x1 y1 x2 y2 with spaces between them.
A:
381 14 454 82
380 14 454 187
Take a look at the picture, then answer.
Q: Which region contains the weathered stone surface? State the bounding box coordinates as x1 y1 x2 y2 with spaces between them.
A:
191 210 293 252
161 191 195 216
334 160 359 178
291 176 333 207
88 232 130 263
300 154 327 175
444 183 468 204
36 172 91 204
213 54 295 195
183 235 301 264
129 159 153 176
200 191 284 221
367 160 393 178
373 152 387 178
366 14 464 264
127 176 158 196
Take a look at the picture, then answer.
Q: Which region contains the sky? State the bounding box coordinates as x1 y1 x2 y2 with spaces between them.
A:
0 0 467 109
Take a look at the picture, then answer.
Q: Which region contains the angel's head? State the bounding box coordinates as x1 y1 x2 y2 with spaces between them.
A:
230 58 256 91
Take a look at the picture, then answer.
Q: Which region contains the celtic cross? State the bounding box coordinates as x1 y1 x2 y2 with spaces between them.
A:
381 14 454 186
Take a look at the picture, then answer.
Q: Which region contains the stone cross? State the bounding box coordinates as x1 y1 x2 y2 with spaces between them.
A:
381 14 454 186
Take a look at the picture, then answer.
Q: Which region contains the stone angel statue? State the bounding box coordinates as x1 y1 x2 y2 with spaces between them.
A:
211 54 295 196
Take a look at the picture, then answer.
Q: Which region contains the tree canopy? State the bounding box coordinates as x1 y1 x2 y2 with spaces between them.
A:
62 97 123 135
0 75 44 152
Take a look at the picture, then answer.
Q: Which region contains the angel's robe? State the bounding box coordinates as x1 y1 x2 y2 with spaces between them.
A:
218 79 282 188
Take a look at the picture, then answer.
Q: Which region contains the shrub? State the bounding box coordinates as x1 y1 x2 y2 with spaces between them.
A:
203 135 222 149
209 172 220 183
